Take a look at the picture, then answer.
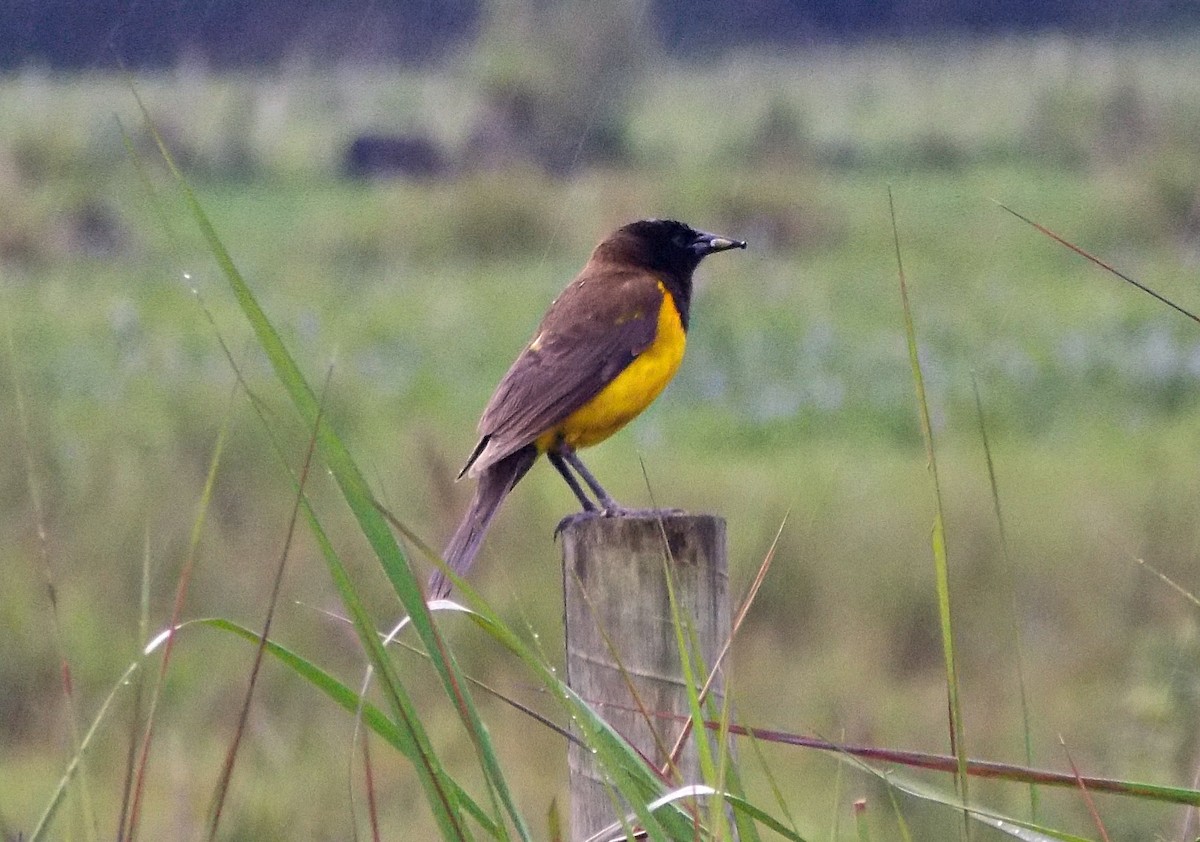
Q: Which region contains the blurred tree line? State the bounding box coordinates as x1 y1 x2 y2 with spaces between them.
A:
2 0 1197 70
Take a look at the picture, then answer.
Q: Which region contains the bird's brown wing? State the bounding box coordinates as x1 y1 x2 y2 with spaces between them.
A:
465 268 664 475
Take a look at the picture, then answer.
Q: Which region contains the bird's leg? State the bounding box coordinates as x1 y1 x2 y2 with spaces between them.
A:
547 451 598 512
561 450 628 515
561 448 688 523
549 445 635 539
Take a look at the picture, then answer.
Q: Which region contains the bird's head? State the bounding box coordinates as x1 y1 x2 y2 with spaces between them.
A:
602 219 746 279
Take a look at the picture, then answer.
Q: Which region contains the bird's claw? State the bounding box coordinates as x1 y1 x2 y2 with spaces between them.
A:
554 510 598 539
553 505 689 539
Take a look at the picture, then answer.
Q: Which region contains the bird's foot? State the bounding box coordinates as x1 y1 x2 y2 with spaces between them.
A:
554 504 688 538
553 498 621 538
554 509 599 538
604 505 687 519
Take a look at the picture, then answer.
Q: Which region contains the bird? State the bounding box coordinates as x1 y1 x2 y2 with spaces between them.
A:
429 219 746 598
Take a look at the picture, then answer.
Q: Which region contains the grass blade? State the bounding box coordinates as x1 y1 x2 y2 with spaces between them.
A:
971 374 1038 820
28 658 143 842
124 379 236 842
133 87 531 838
888 187 969 831
1058 737 1111 842
185 617 503 835
672 716 1200 806
3 312 98 842
205 367 329 839
994 201 1200 326
853 799 870 842
430 599 708 841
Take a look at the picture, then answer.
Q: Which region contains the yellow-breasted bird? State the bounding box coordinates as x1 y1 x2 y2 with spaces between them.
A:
430 219 746 598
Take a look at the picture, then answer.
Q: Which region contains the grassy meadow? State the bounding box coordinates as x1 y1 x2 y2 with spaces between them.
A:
4 34 1200 839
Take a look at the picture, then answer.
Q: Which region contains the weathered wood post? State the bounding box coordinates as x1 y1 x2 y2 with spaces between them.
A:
561 513 729 840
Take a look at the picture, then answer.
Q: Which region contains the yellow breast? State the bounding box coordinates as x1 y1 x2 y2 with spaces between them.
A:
539 282 686 451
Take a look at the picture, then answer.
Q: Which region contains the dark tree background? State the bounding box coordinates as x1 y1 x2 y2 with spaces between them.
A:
0 0 1195 70
0 0 480 69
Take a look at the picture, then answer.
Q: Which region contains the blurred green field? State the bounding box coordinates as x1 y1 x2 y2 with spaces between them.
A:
4 35 1200 840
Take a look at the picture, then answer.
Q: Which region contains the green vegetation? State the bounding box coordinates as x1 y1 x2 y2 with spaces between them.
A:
5 35 1200 839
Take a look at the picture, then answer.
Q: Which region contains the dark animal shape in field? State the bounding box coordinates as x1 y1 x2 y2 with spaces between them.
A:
342 134 448 180
67 200 128 258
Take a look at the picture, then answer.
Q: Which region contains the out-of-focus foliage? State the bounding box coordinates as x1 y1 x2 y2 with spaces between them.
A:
3 0 1200 70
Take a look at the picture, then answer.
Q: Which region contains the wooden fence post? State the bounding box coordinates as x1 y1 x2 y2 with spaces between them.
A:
561 513 729 840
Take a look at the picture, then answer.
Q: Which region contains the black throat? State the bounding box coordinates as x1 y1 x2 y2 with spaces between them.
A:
659 271 693 331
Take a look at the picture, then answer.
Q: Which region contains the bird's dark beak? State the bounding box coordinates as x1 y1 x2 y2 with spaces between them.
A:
692 231 748 256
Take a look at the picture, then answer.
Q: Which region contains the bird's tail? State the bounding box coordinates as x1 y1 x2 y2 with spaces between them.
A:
428 443 538 599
